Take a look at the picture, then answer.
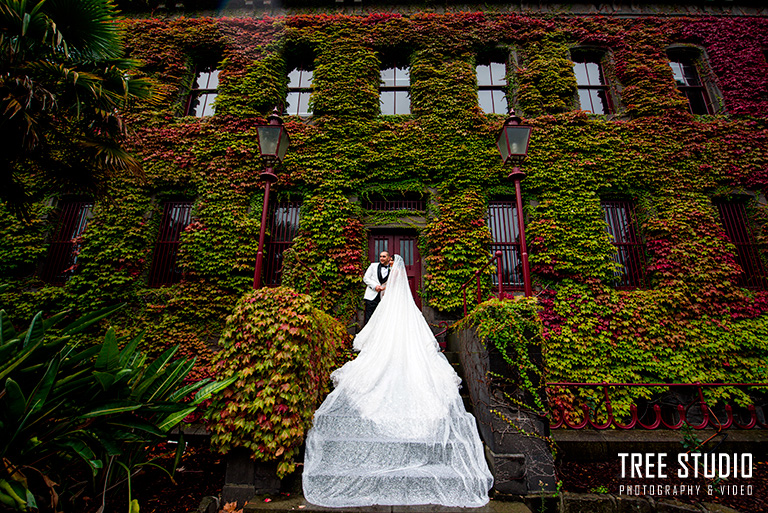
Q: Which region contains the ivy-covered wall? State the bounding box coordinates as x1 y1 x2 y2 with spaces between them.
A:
2 13 768 406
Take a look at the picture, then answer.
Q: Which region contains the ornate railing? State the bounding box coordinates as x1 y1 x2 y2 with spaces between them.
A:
548 382 768 430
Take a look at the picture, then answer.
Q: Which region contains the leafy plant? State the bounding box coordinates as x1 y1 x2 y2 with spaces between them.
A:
0 304 235 512
205 287 350 477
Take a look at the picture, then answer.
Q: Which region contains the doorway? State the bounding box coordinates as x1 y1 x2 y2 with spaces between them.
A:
369 231 422 309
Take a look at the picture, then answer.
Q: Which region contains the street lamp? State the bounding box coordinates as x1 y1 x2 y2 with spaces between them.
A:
253 108 290 289
496 111 533 297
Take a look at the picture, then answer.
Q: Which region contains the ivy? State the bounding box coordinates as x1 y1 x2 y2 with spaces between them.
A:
205 287 349 477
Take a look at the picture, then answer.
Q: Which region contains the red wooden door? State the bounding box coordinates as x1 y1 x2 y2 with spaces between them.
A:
369 232 422 309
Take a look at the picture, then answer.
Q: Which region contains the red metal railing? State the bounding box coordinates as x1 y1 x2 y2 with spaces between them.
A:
548 382 768 430
148 202 193 287
602 201 647 289
42 201 94 285
715 201 767 289
462 251 504 317
364 199 425 211
264 201 301 286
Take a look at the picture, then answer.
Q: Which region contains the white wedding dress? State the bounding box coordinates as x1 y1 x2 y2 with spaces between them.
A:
302 255 494 507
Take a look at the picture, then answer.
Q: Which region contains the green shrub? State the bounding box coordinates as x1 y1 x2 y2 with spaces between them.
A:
0 304 234 512
205 286 350 477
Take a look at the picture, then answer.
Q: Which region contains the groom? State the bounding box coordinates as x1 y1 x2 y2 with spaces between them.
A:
363 251 393 325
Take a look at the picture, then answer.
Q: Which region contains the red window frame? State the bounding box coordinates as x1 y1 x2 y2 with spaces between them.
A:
42 201 94 285
264 201 302 286
715 200 767 289
487 200 524 290
148 202 193 287
602 200 647 289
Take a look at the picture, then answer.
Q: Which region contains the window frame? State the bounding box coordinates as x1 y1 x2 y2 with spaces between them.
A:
714 197 767 290
379 62 411 116
571 48 615 115
185 67 220 117
42 199 94 285
487 199 525 291
264 200 302 287
148 201 194 287
666 46 721 116
476 52 509 115
601 200 647 289
286 65 313 117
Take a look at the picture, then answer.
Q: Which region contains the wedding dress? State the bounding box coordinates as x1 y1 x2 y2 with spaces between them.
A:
302 255 494 507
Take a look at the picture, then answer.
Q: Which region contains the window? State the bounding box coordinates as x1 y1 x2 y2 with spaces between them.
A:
148 202 193 286
667 50 712 115
186 69 219 117
602 201 646 288
715 200 767 289
264 201 301 286
477 59 508 114
487 200 524 290
286 66 313 117
572 50 613 115
42 200 94 285
363 193 425 212
380 65 410 115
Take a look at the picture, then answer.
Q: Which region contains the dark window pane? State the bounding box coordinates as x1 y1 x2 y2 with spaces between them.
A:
602 201 646 288
149 202 193 287
487 201 523 288
42 201 94 285
684 89 710 115
716 201 767 289
682 61 701 86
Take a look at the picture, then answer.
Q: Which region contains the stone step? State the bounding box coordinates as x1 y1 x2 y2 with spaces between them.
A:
311 413 481 441
302 465 493 508
313 439 479 468
242 493 534 513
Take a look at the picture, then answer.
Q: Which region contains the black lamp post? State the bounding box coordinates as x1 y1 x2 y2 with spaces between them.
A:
253 108 290 289
496 112 533 297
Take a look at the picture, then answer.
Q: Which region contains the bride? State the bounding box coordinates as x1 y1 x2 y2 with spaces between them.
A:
302 254 494 507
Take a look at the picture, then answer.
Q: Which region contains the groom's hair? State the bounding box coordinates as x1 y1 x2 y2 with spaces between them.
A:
380 251 390 257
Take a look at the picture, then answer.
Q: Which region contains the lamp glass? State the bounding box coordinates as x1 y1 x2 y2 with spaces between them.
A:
257 125 281 158
277 130 290 160
506 125 531 156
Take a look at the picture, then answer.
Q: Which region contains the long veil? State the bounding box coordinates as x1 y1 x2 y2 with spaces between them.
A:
302 254 493 507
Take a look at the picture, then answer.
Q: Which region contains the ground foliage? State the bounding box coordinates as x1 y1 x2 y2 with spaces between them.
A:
0 13 767 437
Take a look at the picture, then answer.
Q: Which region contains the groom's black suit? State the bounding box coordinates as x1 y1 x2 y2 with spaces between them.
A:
363 263 390 325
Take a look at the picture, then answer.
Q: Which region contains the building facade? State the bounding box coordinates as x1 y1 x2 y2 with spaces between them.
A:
2 3 768 410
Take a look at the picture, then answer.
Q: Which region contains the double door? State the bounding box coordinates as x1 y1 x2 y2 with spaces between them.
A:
369 232 422 309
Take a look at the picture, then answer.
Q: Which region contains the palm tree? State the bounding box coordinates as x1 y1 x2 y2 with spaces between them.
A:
0 0 155 215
